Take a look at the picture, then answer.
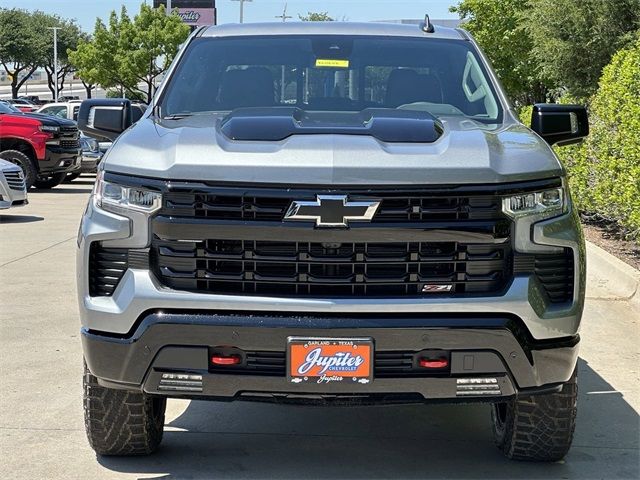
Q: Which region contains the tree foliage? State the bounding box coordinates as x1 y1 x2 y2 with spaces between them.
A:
0 9 48 98
68 9 130 98
525 0 640 99
558 37 640 238
450 0 549 105
32 11 84 98
299 12 334 22
69 4 190 103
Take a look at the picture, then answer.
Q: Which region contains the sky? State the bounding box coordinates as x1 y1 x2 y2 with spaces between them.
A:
0 0 459 32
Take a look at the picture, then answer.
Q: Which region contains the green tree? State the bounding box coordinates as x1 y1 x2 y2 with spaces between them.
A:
560 36 640 238
68 8 132 97
299 12 334 21
0 9 48 98
450 0 549 105
121 4 190 101
525 0 640 99
31 12 84 99
69 4 189 103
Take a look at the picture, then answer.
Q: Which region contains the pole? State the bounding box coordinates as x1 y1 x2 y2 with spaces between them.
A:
275 4 292 102
232 0 253 23
48 27 61 102
166 0 171 16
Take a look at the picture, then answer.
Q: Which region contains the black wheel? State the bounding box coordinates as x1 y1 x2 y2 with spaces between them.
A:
33 172 67 189
65 172 81 182
491 369 577 462
0 149 37 188
83 363 166 456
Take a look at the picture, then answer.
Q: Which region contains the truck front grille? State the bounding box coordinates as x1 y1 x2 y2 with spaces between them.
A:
162 190 502 222
2 170 25 190
152 238 511 297
60 139 80 149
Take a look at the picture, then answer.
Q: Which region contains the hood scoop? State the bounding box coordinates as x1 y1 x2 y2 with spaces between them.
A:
220 107 443 143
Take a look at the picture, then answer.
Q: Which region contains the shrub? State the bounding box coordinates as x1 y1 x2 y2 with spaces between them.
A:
565 36 640 239
519 38 640 240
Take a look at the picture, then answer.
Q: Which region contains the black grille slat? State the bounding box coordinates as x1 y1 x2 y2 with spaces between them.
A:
162 191 502 222
60 139 80 149
89 245 128 297
153 238 510 297
514 249 574 304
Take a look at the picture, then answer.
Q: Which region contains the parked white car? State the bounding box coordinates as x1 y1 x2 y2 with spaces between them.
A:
35 101 82 121
0 158 28 210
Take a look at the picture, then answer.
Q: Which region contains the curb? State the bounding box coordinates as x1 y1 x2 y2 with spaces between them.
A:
585 241 640 303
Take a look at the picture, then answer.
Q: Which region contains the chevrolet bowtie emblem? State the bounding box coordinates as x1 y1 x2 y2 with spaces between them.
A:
284 195 380 228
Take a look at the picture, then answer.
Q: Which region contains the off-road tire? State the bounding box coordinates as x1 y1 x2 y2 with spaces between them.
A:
33 172 68 189
491 369 577 462
0 149 37 188
83 363 166 456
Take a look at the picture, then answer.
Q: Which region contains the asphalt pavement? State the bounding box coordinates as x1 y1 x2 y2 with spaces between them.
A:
0 178 638 480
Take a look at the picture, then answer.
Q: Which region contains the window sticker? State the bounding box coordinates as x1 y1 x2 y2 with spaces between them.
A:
315 59 350 68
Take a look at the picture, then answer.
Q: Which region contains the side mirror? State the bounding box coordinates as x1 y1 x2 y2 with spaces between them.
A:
530 104 589 146
77 98 132 142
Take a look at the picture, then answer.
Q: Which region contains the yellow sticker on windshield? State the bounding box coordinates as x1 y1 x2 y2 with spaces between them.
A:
315 59 350 68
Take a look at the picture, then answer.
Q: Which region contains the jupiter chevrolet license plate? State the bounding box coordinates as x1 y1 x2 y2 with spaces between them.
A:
287 337 373 385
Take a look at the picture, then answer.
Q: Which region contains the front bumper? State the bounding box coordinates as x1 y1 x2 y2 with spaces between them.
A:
38 146 82 175
83 312 579 402
80 151 103 173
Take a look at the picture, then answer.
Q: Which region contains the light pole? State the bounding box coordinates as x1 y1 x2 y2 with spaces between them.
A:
166 0 171 16
275 4 291 101
231 0 253 23
48 27 61 102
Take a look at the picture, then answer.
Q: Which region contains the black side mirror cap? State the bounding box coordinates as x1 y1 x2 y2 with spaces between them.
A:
530 103 589 147
77 98 132 142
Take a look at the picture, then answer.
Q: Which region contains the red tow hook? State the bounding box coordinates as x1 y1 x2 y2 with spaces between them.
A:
211 354 241 366
418 357 449 369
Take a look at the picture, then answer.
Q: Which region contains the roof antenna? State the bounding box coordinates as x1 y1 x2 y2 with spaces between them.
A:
421 14 435 33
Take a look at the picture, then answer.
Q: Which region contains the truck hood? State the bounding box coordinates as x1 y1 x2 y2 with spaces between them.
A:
103 114 563 185
12 112 77 128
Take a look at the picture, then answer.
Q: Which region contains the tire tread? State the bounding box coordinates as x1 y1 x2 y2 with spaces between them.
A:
83 365 165 456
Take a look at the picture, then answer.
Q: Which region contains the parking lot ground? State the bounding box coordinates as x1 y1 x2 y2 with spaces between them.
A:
1 178 638 480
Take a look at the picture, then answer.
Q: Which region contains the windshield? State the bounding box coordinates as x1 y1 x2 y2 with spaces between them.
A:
160 35 503 122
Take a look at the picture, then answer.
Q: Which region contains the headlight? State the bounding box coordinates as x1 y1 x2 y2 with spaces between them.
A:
94 171 161 214
502 187 565 218
39 125 60 133
87 138 99 152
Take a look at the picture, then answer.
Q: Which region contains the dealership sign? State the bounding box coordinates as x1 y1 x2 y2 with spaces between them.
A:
153 0 216 26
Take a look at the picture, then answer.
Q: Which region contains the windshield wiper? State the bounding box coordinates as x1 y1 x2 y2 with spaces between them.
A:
163 112 194 120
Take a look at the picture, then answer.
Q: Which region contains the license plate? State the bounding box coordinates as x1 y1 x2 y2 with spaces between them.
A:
287 337 373 385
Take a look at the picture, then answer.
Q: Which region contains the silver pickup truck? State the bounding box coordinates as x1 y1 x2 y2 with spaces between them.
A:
77 19 589 461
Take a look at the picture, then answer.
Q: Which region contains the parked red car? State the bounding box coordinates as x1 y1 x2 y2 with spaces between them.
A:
0 101 81 188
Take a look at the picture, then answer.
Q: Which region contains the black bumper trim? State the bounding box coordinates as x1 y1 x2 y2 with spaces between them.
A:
82 312 579 402
38 146 82 175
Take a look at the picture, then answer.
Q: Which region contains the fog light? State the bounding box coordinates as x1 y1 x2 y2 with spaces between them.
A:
158 373 203 393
